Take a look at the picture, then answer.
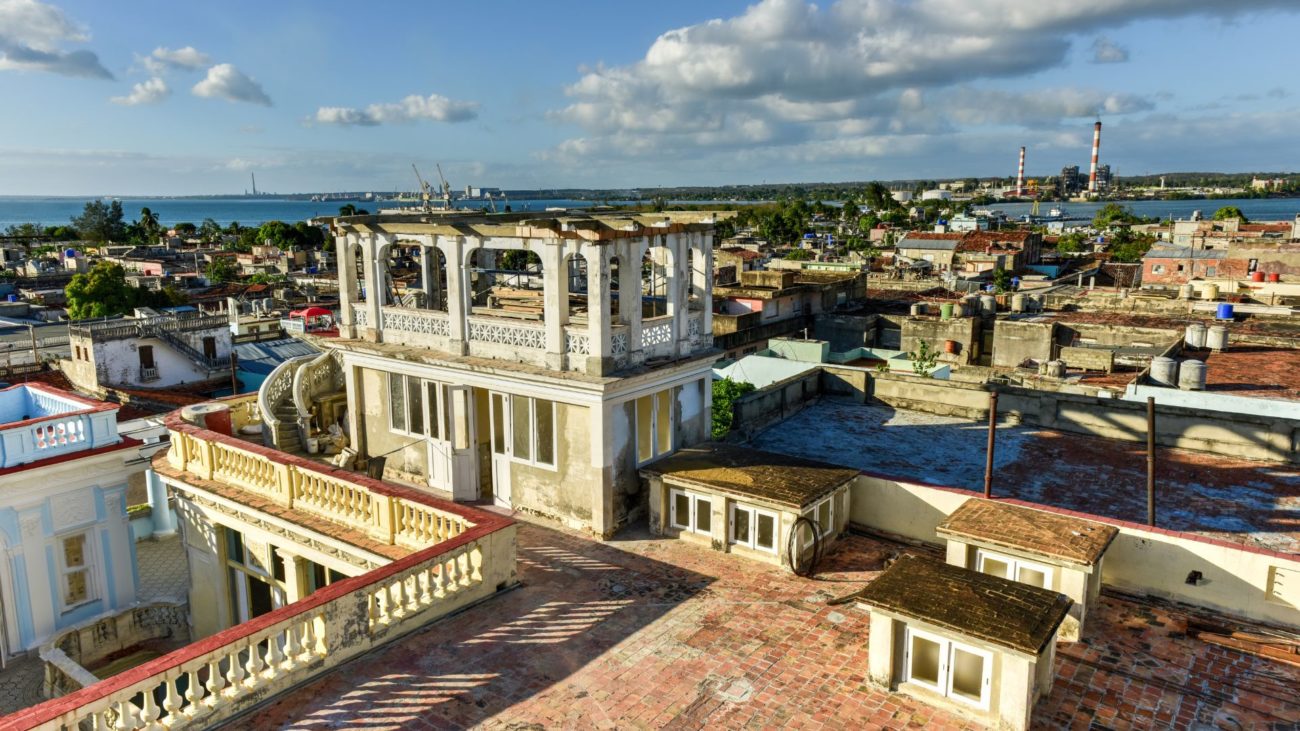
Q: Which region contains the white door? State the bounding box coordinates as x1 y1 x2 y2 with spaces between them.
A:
488 393 512 508
423 382 453 490
447 385 479 501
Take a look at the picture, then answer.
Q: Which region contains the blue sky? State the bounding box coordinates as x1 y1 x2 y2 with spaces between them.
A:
0 0 1297 195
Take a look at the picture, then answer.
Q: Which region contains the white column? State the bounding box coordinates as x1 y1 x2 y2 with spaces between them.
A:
343 362 364 457
419 245 433 310
542 243 568 370
667 231 690 357
274 546 307 603
336 233 356 337
589 400 613 537
361 234 384 342
586 245 612 375
627 238 647 363
443 236 469 354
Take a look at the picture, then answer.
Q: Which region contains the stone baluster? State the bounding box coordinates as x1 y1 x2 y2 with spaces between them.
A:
203 659 226 707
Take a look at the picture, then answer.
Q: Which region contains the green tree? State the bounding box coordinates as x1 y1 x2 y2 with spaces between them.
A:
43 225 79 240
205 257 238 284
992 268 1012 294
785 248 813 261
138 207 161 242
199 218 223 244
1056 232 1086 254
1092 203 1140 228
66 262 139 319
907 339 939 379
711 377 756 439
1107 228 1155 263
174 222 197 237
71 200 127 242
1212 206 1248 223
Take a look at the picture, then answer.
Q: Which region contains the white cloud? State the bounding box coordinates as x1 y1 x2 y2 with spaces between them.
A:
142 45 210 74
1091 37 1130 63
110 76 169 105
313 93 480 126
0 0 112 78
192 63 271 106
548 0 1298 170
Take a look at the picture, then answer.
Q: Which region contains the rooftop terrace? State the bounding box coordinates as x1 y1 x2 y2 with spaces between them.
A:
253 518 1300 729
753 399 1300 555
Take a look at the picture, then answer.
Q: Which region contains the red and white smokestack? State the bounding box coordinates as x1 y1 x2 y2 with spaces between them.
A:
1016 146 1026 197
1088 120 1102 193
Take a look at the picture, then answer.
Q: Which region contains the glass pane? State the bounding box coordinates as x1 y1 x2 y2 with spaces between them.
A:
655 391 672 456
512 396 531 461
62 534 86 568
226 527 244 565
909 634 942 686
408 379 424 436
981 556 1010 579
950 646 985 703
733 507 751 544
427 383 442 440
490 394 505 453
636 395 653 463
1019 566 1048 588
535 400 555 466
65 570 88 605
673 492 690 528
695 497 712 533
452 390 471 451
389 374 406 432
756 513 776 550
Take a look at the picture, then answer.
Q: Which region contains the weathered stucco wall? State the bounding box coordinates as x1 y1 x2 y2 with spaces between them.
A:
900 316 980 363
991 320 1054 368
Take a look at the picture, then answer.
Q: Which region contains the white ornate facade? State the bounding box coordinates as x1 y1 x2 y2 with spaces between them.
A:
321 211 724 536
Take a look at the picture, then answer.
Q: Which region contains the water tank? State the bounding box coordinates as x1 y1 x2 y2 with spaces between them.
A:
1206 325 1229 351
180 402 233 436
910 303 927 317
943 339 960 354
1150 357 1179 387
1178 284 1195 300
939 303 954 320
1178 359 1207 391
1268 272 1281 283
1215 303 1234 321
4 294 15 303
64 248 77 258
1010 293 1027 313
1045 360 1066 378
1184 322 1207 349
1201 283 1220 301
979 295 997 316
1251 271 1266 283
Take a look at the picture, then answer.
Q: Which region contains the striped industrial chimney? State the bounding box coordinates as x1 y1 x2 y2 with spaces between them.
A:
1016 146 1026 197
1087 120 1102 194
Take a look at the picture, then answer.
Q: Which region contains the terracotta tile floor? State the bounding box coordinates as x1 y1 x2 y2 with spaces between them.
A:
250 519 1300 730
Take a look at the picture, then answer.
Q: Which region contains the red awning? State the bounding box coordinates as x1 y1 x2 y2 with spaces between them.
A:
290 307 332 317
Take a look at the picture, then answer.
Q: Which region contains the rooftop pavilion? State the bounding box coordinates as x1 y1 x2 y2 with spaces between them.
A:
332 209 727 377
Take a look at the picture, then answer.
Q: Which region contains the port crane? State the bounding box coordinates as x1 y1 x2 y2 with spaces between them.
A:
411 163 455 211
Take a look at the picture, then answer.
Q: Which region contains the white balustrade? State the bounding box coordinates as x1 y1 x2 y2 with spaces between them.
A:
564 328 590 356
467 317 546 350
351 304 369 328
291 469 373 527
380 307 450 337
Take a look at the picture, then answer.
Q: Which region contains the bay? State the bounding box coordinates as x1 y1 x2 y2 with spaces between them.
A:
1 195 1297 231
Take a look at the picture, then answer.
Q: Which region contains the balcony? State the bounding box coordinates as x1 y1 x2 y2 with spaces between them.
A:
5 394 517 731
0 384 120 468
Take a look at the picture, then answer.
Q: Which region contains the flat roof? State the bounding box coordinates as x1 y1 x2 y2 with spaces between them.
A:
642 443 858 509
937 498 1118 566
854 555 1071 656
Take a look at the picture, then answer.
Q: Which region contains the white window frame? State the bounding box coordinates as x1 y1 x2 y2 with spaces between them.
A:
801 494 835 548
668 488 712 535
634 390 675 466
729 502 780 554
56 530 98 612
388 373 449 441
975 548 1055 590
506 395 557 470
902 626 993 711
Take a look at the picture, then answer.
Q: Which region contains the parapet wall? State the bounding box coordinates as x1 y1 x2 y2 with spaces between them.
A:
850 473 1300 630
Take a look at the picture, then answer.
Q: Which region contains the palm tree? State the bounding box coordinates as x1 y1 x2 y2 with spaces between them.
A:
199 218 222 244
139 207 161 240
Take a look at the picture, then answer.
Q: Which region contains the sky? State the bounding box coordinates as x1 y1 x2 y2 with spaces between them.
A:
0 0 1298 195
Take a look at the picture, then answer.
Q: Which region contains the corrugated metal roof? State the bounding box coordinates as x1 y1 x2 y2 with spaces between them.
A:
234 338 320 374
